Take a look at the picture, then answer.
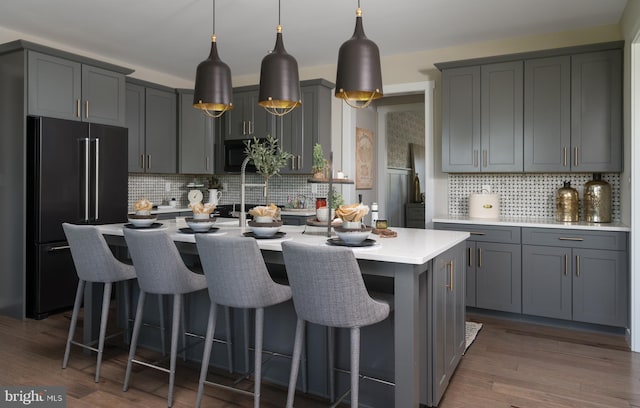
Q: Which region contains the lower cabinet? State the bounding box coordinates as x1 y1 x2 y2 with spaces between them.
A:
430 241 466 406
435 223 522 313
522 228 628 327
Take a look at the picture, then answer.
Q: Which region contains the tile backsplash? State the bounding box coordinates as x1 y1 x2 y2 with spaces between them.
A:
448 173 621 221
128 173 332 210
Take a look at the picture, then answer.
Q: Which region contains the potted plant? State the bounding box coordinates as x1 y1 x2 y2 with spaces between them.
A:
330 187 344 209
244 135 292 204
312 143 326 179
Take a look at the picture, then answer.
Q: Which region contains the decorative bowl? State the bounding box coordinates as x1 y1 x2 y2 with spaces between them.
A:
316 207 335 222
192 213 211 220
247 220 282 237
128 214 158 227
254 215 275 223
334 225 372 244
185 217 215 232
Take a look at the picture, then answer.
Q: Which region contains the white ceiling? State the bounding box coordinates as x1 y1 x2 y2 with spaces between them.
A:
0 0 628 83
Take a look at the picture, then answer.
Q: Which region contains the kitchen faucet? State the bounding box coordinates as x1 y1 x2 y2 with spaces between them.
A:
240 156 266 229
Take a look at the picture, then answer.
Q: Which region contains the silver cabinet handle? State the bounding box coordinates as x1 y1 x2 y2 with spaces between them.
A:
84 137 90 221
576 255 580 277
76 99 81 118
470 232 486 236
562 146 567 167
140 154 145 170
85 100 89 119
297 154 302 170
482 150 487 168
242 121 247 135
206 156 210 170
473 150 478 167
478 248 482 268
574 146 579 167
559 237 584 241
564 254 568 276
48 245 71 252
94 138 100 221
147 154 151 169
468 247 473 268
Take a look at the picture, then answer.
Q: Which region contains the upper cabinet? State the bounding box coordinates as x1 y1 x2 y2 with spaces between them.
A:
28 51 126 127
224 87 275 141
276 79 333 174
438 42 623 173
441 62 523 172
177 89 219 174
126 79 177 173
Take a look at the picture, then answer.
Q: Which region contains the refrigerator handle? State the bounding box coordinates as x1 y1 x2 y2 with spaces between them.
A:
94 138 100 221
84 137 90 222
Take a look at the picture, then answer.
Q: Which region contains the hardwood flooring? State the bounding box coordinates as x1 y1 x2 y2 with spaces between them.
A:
0 310 638 407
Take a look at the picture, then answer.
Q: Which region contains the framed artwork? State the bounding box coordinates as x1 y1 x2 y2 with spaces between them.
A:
356 127 374 189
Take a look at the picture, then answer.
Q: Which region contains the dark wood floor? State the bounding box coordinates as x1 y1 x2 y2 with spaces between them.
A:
1 310 638 407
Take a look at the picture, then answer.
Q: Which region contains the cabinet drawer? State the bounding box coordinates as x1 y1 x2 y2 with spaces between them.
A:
522 228 627 251
434 223 520 244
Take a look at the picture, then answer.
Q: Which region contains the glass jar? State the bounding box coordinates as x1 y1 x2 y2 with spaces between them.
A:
315 197 327 209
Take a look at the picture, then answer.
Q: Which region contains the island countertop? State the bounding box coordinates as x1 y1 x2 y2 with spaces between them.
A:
98 220 470 265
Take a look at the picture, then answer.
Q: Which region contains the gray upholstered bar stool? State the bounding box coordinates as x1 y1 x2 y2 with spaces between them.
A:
281 241 390 408
194 235 292 408
122 228 209 407
61 222 140 383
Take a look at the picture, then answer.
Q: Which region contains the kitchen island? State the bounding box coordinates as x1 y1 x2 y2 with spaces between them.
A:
93 220 469 407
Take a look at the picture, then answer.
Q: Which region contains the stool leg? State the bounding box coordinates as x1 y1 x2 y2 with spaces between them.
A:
158 294 167 356
254 308 264 408
350 327 360 408
168 294 182 407
95 282 112 383
62 279 85 369
286 318 305 408
196 302 217 408
225 306 233 373
123 290 146 392
327 327 335 402
122 280 131 342
181 296 187 361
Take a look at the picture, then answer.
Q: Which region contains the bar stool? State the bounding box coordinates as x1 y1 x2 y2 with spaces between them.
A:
122 228 210 407
281 241 391 408
61 223 141 383
194 235 292 408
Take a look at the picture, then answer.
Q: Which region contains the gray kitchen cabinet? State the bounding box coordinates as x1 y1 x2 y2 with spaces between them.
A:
277 79 333 174
441 61 522 172
522 227 628 327
225 87 275 141
178 89 219 174
430 241 465 406
480 61 523 172
434 223 521 313
126 79 177 173
441 66 480 172
28 51 125 126
523 56 571 172
571 50 622 172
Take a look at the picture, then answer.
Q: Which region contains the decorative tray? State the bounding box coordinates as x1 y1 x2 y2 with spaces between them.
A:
243 231 287 239
124 222 164 229
178 227 220 234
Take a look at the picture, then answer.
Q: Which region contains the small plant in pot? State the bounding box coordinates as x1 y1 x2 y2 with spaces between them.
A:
312 143 326 179
244 135 292 204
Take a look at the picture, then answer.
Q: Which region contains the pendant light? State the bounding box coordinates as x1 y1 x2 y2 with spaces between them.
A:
258 0 301 116
335 0 383 108
193 0 233 118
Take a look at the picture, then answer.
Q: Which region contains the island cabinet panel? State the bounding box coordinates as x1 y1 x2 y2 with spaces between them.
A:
435 223 521 313
522 228 628 327
126 80 177 173
178 90 219 175
28 51 125 126
431 241 466 406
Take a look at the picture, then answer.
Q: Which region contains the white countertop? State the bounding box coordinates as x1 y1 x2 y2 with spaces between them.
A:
98 219 469 265
433 214 630 232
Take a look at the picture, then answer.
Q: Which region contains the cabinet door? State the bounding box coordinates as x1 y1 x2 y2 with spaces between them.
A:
226 90 275 140
481 61 523 172
571 50 622 172
178 91 215 174
276 106 302 174
81 65 125 126
453 243 466 360
524 56 571 172
145 87 177 173
572 248 627 327
126 83 145 172
465 241 477 307
476 242 521 313
27 51 82 121
441 66 480 172
522 245 572 320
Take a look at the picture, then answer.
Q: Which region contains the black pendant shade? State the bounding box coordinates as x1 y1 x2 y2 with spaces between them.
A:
193 36 233 117
258 24 301 116
335 7 383 108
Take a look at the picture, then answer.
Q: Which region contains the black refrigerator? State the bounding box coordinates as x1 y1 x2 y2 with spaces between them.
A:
26 116 128 319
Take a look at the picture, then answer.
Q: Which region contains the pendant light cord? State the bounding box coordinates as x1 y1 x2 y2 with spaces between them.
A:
212 0 216 35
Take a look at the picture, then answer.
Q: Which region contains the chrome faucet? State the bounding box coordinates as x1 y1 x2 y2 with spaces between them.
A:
240 156 266 229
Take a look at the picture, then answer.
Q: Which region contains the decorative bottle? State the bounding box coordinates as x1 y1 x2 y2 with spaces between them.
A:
371 202 379 227
556 181 579 222
584 173 611 223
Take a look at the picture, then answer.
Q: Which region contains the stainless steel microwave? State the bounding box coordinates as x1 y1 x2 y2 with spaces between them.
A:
224 138 265 172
